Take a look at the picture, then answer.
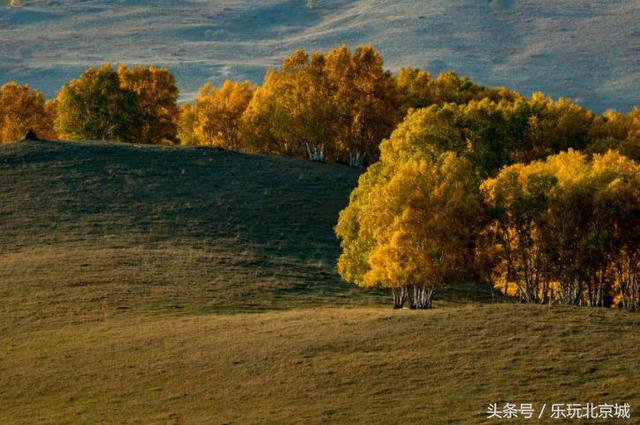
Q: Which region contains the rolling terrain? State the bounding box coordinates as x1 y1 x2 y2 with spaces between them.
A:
1 140 639 424
1 0 639 112
0 139 385 323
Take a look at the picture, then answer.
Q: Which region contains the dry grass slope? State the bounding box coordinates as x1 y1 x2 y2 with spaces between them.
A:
0 140 389 325
2 305 640 424
1 140 639 424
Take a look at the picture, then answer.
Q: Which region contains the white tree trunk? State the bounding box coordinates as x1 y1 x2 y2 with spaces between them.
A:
306 143 326 162
348 150 366 168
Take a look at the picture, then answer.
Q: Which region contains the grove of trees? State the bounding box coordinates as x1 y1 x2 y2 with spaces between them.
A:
336 96 640 310
117 65 180 145
1 46 638 165
482 150 640 308
336 151 483 308
236 46 403 165
55 64 142 143
187 80 256 149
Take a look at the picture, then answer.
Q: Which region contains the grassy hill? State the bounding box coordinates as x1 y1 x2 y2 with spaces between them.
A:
1 140 639 424
0 140 389 324
1 0 639 113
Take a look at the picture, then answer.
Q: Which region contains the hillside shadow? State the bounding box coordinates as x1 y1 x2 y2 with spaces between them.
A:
0 141 389 320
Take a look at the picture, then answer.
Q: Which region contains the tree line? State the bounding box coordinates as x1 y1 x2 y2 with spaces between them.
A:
0 46 531 162
0 64 179 145
1 46 637 166
1 46 638 165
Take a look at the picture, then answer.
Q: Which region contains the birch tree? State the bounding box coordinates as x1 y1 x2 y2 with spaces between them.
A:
483 150 640 308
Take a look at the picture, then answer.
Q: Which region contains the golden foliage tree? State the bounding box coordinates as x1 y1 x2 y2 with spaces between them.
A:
395 68 519 114
482 150 640 308
587 108 640 161
177 103 198 146
395 67 436 112
480 159 558 303
521 92 594 159
241 46 400 165
190 80 255 149
337 90 640 310
240 71 284 154
325 45 402 166
364 154 482 308
117 65 179 144
366 93 603 176
242 50 336 159
0 82 57 142
336 106 484 308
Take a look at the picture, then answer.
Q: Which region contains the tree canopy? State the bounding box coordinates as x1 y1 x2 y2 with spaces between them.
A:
191 80 256 149
482 150 640 309
237 46 401 165
336 107 486 308
55 64 142 143
117 65 180 145
55 64 179 144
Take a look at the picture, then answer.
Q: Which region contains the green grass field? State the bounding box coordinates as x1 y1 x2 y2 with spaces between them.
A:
1 140 639 424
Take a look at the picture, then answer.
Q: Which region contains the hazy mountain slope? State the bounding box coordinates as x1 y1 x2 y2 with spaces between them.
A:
1 0 638 112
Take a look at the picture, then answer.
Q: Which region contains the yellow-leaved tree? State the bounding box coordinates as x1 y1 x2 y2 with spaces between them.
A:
395 67 436 113
587 108 640 161
0 82 57 142
325 45 401 166
482 150 640 308
242 46 400 165
191 80 255 149
394 68 519 115
362 154 483 308
242 50 336 159
336 92 634 309
177 103 198 146
336 105 484 308
117 65 180 144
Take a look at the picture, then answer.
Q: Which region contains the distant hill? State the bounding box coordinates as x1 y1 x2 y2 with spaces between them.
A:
1 0 638 112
